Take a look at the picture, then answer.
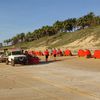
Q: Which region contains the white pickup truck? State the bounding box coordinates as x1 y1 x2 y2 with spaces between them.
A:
6 50 27 66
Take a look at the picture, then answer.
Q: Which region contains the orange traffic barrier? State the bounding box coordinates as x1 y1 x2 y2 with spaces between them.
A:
84 49 91 58
64 49 72 56
78 49 85 57
94 50 100 59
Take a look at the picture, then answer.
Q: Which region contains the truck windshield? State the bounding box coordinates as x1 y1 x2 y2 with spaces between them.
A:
12 51 22 55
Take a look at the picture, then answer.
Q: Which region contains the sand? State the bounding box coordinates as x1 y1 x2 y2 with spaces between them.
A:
62 36 100 50
0 56 100 100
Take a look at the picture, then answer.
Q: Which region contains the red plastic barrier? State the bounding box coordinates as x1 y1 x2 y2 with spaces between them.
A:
85 49 91 55
94 50 100 59
84 49 91 58
64 49 72 56
78 49 85 57
35 51 39 56
38 51 43 56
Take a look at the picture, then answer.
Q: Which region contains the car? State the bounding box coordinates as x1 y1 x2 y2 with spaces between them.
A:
0 51 7 63
24 51 40 64
28 55 40 64
6 50 27 66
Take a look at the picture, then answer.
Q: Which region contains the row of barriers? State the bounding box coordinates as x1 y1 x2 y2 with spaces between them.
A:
27 49 100 59
78 49 100 58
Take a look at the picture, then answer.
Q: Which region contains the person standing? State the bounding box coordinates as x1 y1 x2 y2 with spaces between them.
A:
44 49 49 62
53 48 57 61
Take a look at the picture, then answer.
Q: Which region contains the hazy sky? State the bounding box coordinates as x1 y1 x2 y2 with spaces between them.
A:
0 0 100 42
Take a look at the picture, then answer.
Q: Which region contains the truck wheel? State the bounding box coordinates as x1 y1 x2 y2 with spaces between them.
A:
11 60 15 66
6 59 9 65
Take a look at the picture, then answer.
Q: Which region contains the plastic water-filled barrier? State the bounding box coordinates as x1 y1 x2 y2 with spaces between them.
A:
93 50 100 59
64 49 72 56
78 49 85 57
84 49 91 58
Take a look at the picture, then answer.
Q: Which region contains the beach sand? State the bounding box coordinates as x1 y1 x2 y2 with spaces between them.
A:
0 56 100 100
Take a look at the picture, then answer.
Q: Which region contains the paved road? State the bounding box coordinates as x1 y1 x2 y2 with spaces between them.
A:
0 57 100 100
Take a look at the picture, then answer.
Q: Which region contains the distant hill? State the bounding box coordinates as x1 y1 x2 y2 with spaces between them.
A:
2 12 100 51
2 25 100 51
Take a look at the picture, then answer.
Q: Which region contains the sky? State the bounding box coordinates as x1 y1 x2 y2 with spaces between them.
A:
0 0 100 43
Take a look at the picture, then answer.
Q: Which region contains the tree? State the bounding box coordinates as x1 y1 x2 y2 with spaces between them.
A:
3 39 11 46
20 33 25 42
11 36 19 45
25 32 33 42
53 20 63 33
4 12 100 45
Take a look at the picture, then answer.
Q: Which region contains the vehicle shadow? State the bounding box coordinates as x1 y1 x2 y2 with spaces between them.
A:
39 59 62 65
14 56 77 67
